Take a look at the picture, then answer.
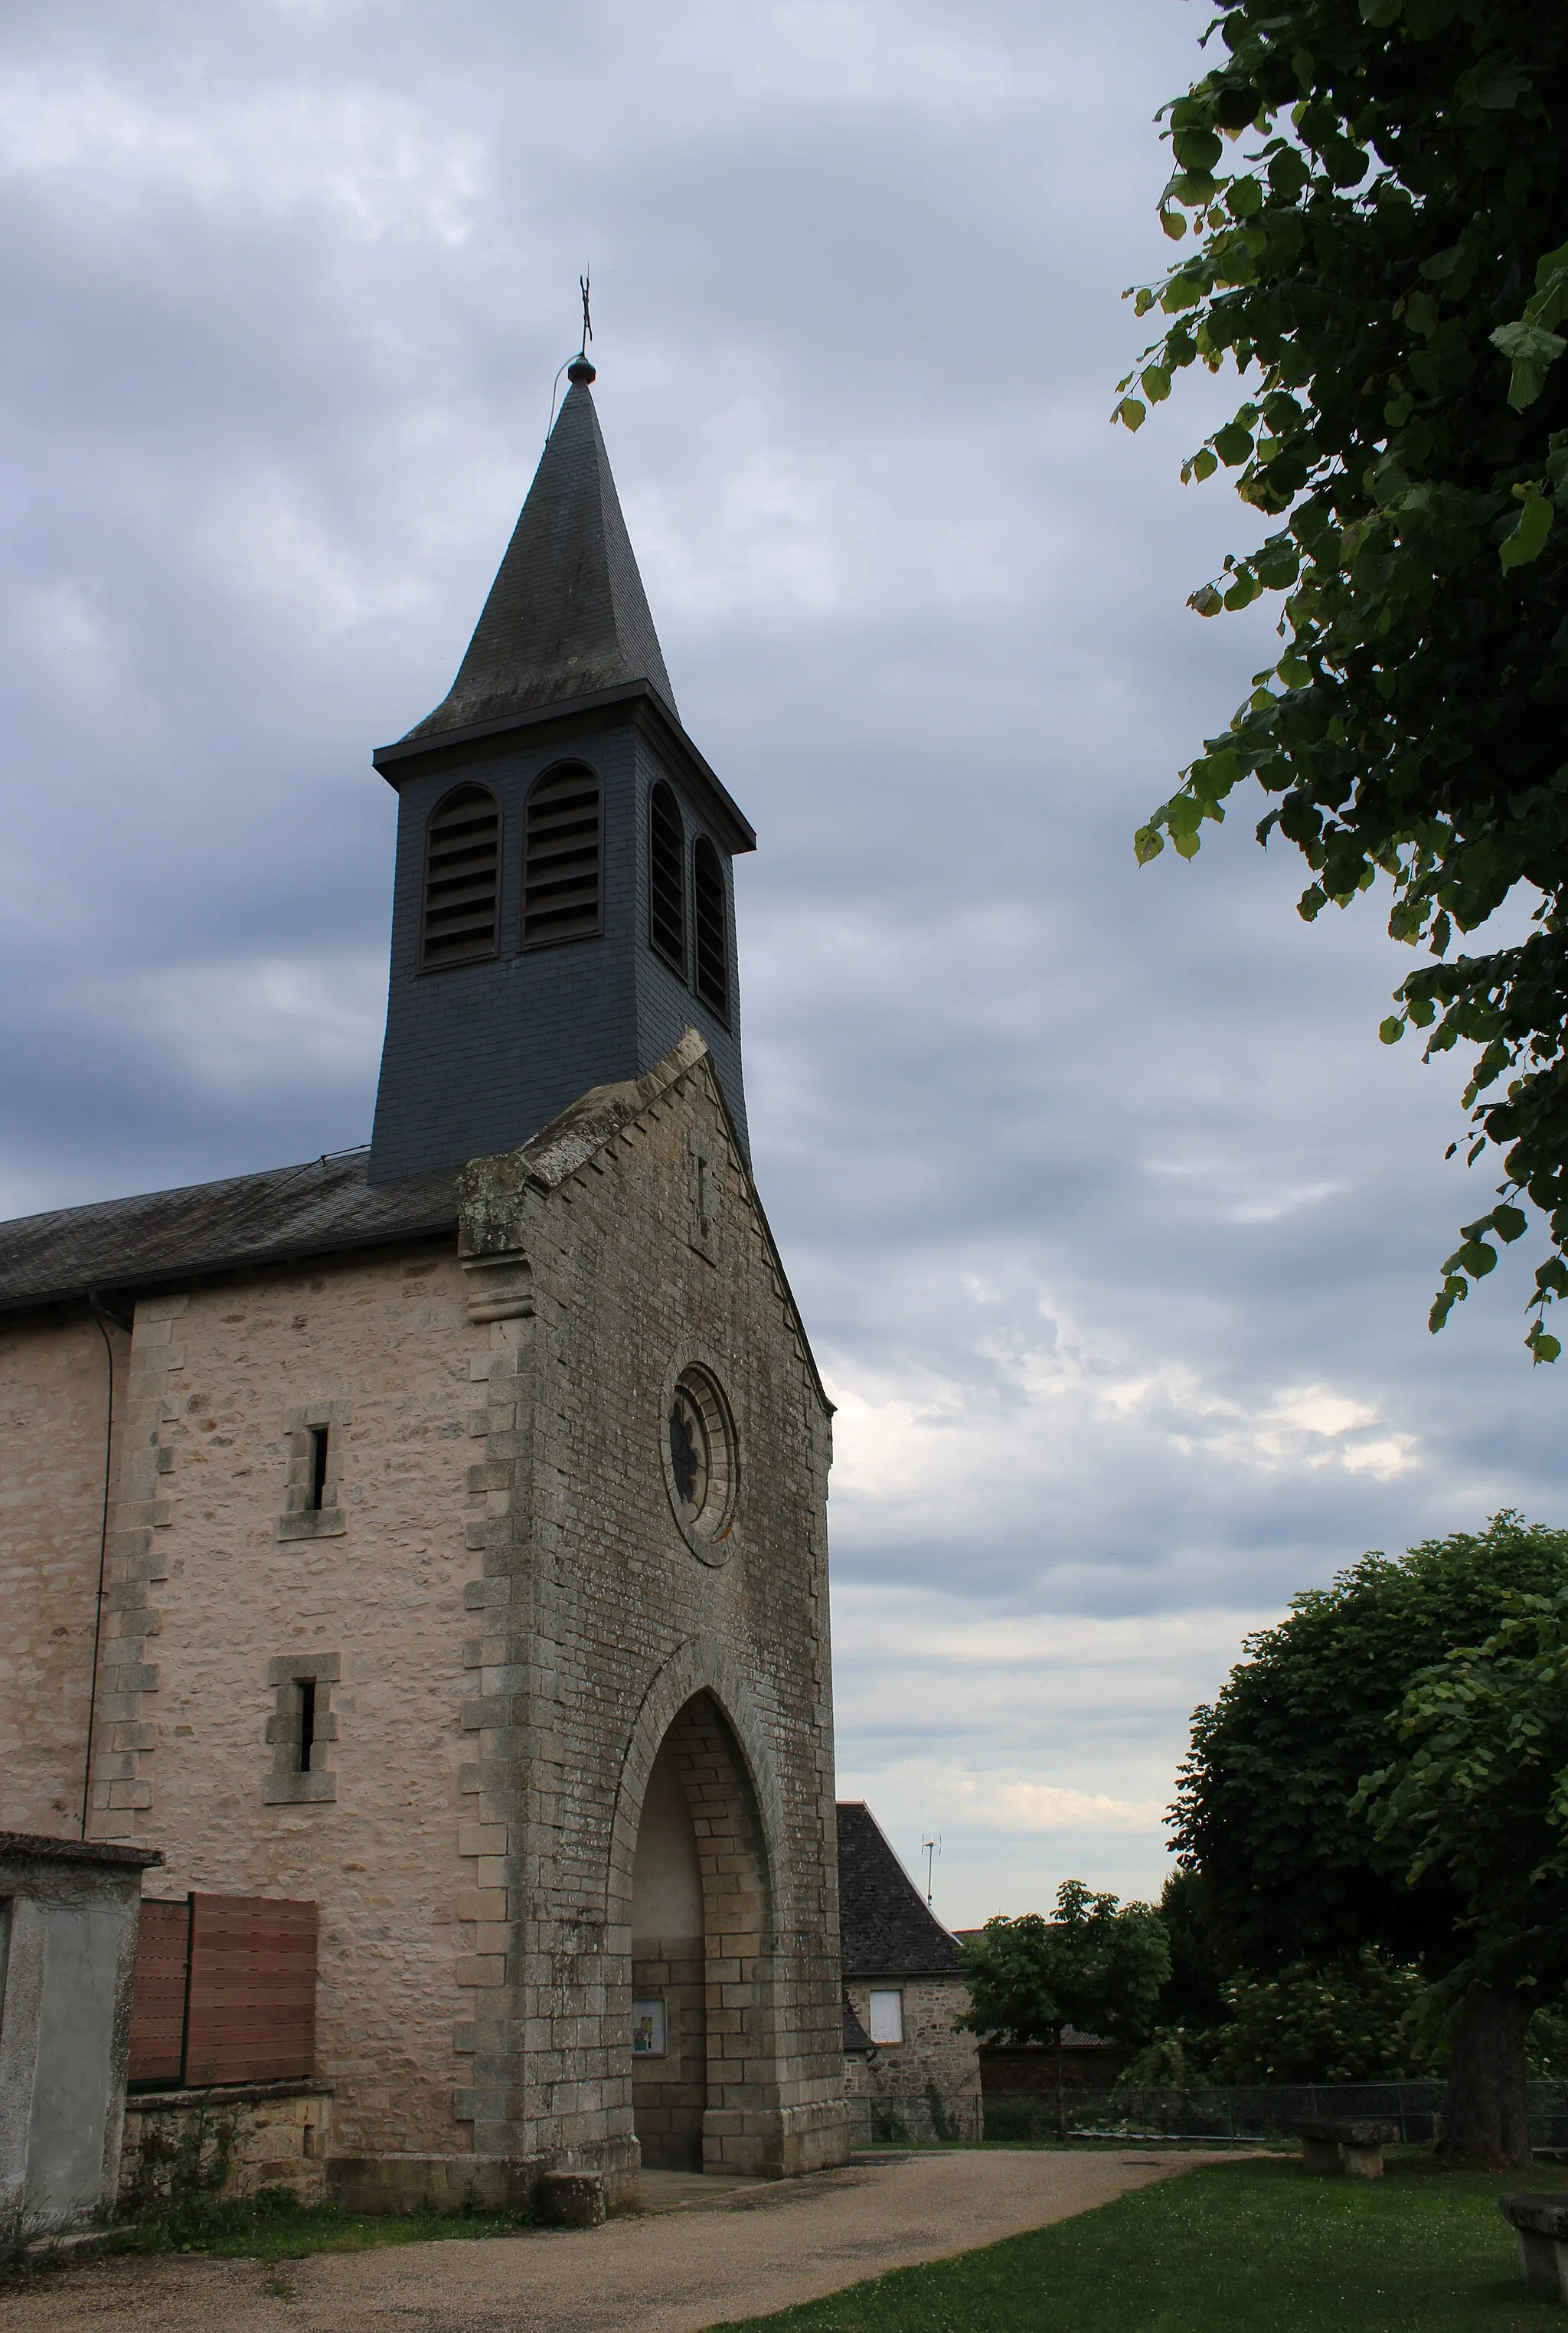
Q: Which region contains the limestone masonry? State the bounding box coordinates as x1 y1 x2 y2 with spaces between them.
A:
0 358 851 2196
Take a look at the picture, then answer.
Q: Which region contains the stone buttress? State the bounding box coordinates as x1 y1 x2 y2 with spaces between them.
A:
453 1033 848 2180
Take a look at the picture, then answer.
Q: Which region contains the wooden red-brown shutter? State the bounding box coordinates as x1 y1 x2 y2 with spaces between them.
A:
181 1894 318 2086
127 1897 191 2084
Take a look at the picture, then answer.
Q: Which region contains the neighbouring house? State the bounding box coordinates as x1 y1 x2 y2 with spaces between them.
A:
0 354 851 2205
837 1803 983 2142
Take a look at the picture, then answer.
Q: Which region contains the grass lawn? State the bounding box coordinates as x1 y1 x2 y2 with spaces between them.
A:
712 2155 1568 2333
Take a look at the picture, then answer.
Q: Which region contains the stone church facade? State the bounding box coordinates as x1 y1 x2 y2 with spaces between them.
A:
0 355 851 2194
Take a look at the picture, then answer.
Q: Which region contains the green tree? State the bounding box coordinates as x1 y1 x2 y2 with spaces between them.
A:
959 1882 1170 2137
1119 0 1568 1360
1207 1949 1436 2083
1119 1946 1436 2086
1153 1867 1231 2029
1171 1514 1568 2160
1357 1583 1568 2158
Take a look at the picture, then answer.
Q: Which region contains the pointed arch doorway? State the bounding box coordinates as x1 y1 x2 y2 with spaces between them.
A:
629 1691 773 2172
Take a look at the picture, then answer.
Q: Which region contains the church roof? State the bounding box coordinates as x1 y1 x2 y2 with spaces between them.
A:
402 376 678 743
838 1801 967 1979
0 1152 458 1316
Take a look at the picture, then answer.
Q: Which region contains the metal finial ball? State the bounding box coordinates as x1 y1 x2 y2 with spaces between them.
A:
567 356 596 384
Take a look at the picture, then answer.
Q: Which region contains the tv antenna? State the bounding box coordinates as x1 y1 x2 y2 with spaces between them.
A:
921 1835 941 1907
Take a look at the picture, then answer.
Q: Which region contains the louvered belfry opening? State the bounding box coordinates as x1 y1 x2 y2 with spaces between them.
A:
692 838 730 1020
523 763 603 947
649 781 686 974
421 784 500 967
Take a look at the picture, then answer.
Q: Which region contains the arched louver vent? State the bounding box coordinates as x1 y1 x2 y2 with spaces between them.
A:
421 785 500 968
649 781 686 974
692 838 730 1021
522 764 602 947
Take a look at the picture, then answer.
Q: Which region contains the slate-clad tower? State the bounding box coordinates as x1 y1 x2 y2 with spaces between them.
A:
369 358 753 1182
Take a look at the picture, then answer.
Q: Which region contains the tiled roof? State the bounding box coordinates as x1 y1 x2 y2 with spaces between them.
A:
837 1801 965 1978
0 1152 458 1315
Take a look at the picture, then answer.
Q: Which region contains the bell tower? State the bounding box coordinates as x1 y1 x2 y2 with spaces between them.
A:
368 355 753 1184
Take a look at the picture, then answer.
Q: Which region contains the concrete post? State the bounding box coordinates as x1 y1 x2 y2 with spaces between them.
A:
0 1834 162 2230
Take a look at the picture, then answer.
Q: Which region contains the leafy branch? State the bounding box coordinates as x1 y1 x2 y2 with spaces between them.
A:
1119 0 1568 1359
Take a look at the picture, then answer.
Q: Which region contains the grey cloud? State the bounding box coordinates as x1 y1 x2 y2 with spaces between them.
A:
2 0 1560 1919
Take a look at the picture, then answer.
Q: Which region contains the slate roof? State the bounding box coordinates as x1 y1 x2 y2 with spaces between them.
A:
0 1152 459 1316
841 1992 875 2056
403 377 678 743
838 1802 966 1978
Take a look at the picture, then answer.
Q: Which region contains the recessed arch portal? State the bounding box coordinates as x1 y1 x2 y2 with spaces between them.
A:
626 1689 775 2173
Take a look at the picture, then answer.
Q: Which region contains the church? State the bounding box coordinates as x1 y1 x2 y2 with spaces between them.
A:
0 351 852 2199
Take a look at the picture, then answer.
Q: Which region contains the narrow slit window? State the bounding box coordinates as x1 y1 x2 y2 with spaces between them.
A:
692 838 730 1020
307 1427 329 1511
296 1679 317 1774
422 785 500 968
648 782 686 975
522 765 601 947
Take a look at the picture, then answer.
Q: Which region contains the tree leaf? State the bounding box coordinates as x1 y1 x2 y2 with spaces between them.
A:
1500 491 1554 573
1491 322 1568 413
1116 397 1147 433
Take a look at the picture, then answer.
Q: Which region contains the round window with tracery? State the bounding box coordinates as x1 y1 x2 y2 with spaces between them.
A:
662 1365 737 1560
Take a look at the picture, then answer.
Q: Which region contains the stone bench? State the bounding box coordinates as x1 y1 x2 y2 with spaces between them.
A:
1292 2117 1399 2179
1501 2194 1568 2300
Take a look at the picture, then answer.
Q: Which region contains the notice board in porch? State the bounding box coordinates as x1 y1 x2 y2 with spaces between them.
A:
128 1893 318 2087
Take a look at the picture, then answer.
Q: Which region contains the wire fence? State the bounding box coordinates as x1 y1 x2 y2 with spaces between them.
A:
848 2080 1568 2149
846 2086 985 2148
982 2080 1568 2148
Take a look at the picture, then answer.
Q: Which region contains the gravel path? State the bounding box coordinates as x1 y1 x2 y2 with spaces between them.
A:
3 2148 1222 2333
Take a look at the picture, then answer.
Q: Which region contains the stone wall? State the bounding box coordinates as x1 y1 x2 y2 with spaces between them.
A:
121 2083 333 2204
844 1975 983 2142
0 1310 129 1838
83 1240 484 2161
455 1038 849 2180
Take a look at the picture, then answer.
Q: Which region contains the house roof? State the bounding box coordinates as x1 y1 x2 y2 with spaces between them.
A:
0 1152 459 1317
401 375 678 743
841 1992 875 2057
837 1801 966 1978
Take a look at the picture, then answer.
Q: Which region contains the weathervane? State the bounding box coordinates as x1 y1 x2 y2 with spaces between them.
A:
579 270 593 360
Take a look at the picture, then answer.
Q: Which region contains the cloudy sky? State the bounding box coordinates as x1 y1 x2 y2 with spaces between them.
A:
4 0 1563 1926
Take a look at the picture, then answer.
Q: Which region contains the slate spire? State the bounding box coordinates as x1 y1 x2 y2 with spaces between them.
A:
403 361 677 742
